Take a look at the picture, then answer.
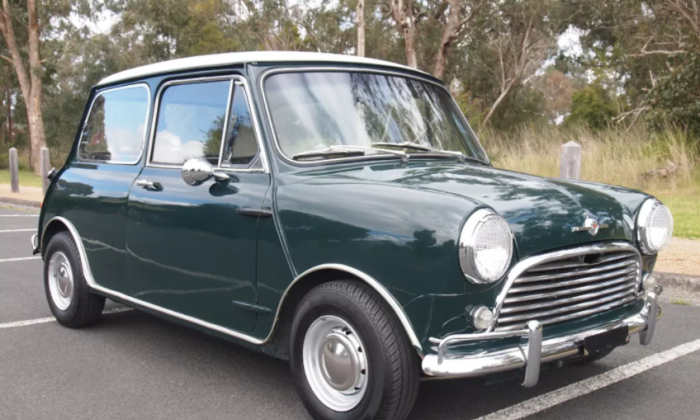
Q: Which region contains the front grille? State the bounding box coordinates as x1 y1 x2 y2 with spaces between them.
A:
495 248 641 332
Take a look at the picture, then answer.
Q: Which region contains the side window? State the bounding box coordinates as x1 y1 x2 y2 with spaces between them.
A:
78 86 149 163
221 84 259 167
151 80 230 166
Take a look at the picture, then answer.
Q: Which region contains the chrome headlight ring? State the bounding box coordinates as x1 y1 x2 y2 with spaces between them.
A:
636 199 673 255
459 208 514 284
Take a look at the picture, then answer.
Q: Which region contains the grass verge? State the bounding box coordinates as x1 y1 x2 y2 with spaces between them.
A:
0 169 43 188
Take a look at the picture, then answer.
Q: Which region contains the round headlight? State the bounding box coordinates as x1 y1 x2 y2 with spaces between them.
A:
459 209 514 284
637 199 673 255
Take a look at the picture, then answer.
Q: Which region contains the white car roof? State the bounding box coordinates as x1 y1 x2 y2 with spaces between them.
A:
97 51 429 86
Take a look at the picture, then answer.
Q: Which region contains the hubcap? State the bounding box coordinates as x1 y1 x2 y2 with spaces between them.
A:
48 251 73 310
303 316 368 411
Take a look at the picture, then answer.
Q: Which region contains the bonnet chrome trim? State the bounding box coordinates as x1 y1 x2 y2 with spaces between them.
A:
41 217 423 357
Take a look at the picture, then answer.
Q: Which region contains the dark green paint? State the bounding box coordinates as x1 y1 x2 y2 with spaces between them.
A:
38 61 658 358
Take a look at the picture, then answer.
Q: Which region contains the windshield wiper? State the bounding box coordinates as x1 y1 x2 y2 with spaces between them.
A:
372 142 467 161
292 145 409 162
292 147 365 161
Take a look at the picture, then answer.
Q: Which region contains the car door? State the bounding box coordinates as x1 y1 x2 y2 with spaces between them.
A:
46 84 152 291
125 75 270 333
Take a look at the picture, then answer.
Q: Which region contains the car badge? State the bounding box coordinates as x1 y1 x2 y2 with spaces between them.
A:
572 213 609 236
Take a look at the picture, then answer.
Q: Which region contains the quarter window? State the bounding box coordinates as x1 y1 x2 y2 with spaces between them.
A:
78 86 149 163
221 84 259 167
151 80 230 166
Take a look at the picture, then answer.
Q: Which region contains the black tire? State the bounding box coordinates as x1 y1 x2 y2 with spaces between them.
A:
289 280 420 420
572 347 615 365
44 232 105 328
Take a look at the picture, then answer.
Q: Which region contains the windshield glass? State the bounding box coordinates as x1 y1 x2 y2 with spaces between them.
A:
263 71 488 162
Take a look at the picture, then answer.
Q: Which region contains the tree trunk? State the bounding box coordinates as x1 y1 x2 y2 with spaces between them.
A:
27 0 46 173
5 72 11 144
356 0 365 57
403 27 418 68
433 0 461 79
482 77 517 127
0 0 47 174
391 0 418 68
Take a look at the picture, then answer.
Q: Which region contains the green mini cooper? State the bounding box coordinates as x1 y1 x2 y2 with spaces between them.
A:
33 51 671 420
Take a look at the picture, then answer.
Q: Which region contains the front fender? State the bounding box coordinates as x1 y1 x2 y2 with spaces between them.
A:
275 178 502 349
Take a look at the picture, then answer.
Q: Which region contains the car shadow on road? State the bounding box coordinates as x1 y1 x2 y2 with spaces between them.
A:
94 307 620 420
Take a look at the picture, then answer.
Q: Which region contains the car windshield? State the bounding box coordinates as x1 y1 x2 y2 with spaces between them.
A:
263 71 489 162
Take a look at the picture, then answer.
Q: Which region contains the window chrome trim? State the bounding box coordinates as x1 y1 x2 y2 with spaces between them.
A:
41 217 423 358
76 83 152 165
145 75 269 173
488 241 642 332
258 66 490 168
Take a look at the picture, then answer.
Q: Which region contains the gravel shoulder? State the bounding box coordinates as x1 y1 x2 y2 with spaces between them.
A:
655 238 700 277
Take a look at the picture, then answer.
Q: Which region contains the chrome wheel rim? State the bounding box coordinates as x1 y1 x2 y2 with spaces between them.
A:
303 315 368 412
48 251 73 310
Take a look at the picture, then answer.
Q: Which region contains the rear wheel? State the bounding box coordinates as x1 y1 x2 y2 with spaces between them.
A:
44 232 105 327
290 280 420 420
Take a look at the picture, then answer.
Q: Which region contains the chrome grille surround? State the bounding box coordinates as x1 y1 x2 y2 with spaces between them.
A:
490 242 642 332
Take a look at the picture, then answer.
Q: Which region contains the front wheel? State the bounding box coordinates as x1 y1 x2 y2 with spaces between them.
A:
290 280 420 420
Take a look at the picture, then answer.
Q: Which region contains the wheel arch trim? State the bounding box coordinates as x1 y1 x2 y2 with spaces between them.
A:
276 264 424 357
41 217 425 358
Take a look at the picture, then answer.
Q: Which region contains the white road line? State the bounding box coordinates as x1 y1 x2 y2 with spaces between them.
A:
476 339 700 420
0 256 41 263
0 229 36 233
0 307 133 330
0 214 38 217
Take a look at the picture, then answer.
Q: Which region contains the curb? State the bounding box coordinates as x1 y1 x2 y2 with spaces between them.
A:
0 196 41 208
655 272 700 294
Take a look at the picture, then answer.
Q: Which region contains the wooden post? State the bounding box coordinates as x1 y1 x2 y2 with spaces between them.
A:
560 141 582 180
9 147 19 192
40 147 50 195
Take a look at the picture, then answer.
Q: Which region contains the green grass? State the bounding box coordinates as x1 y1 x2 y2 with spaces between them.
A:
670 298 691 306
649 172 700 240
0 169 43 188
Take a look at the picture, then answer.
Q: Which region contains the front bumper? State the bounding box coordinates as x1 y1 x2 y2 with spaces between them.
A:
422 286 663 386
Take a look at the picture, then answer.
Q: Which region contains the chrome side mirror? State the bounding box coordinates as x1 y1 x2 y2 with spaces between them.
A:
182 159 230 186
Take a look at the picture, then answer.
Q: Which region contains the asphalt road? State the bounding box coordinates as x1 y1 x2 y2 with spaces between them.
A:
1 205 699 420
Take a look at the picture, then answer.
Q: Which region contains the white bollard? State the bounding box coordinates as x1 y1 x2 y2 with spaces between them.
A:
560 141 582 180
9 147 19 193
40 147 50 195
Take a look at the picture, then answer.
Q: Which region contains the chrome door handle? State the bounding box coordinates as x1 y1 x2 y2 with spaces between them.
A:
136 179 161 191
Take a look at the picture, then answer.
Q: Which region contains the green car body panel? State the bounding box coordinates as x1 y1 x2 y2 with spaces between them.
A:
37 61 659 358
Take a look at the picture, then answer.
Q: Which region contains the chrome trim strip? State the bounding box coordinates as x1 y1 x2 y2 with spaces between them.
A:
515 257 638 283
258 66 490 168
274 263 424 356
423 294 661 379
500 282 637 314
507 265 638 293
41 217 423 357
496 295 638 331
497 289 637 324
145 75 269 173
217 81 235 168
489 242 642 332
503 274 637 304
75 83 152 166
527 252 631 272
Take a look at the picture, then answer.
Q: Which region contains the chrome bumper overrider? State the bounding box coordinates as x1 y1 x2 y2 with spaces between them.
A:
422 286 663 386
